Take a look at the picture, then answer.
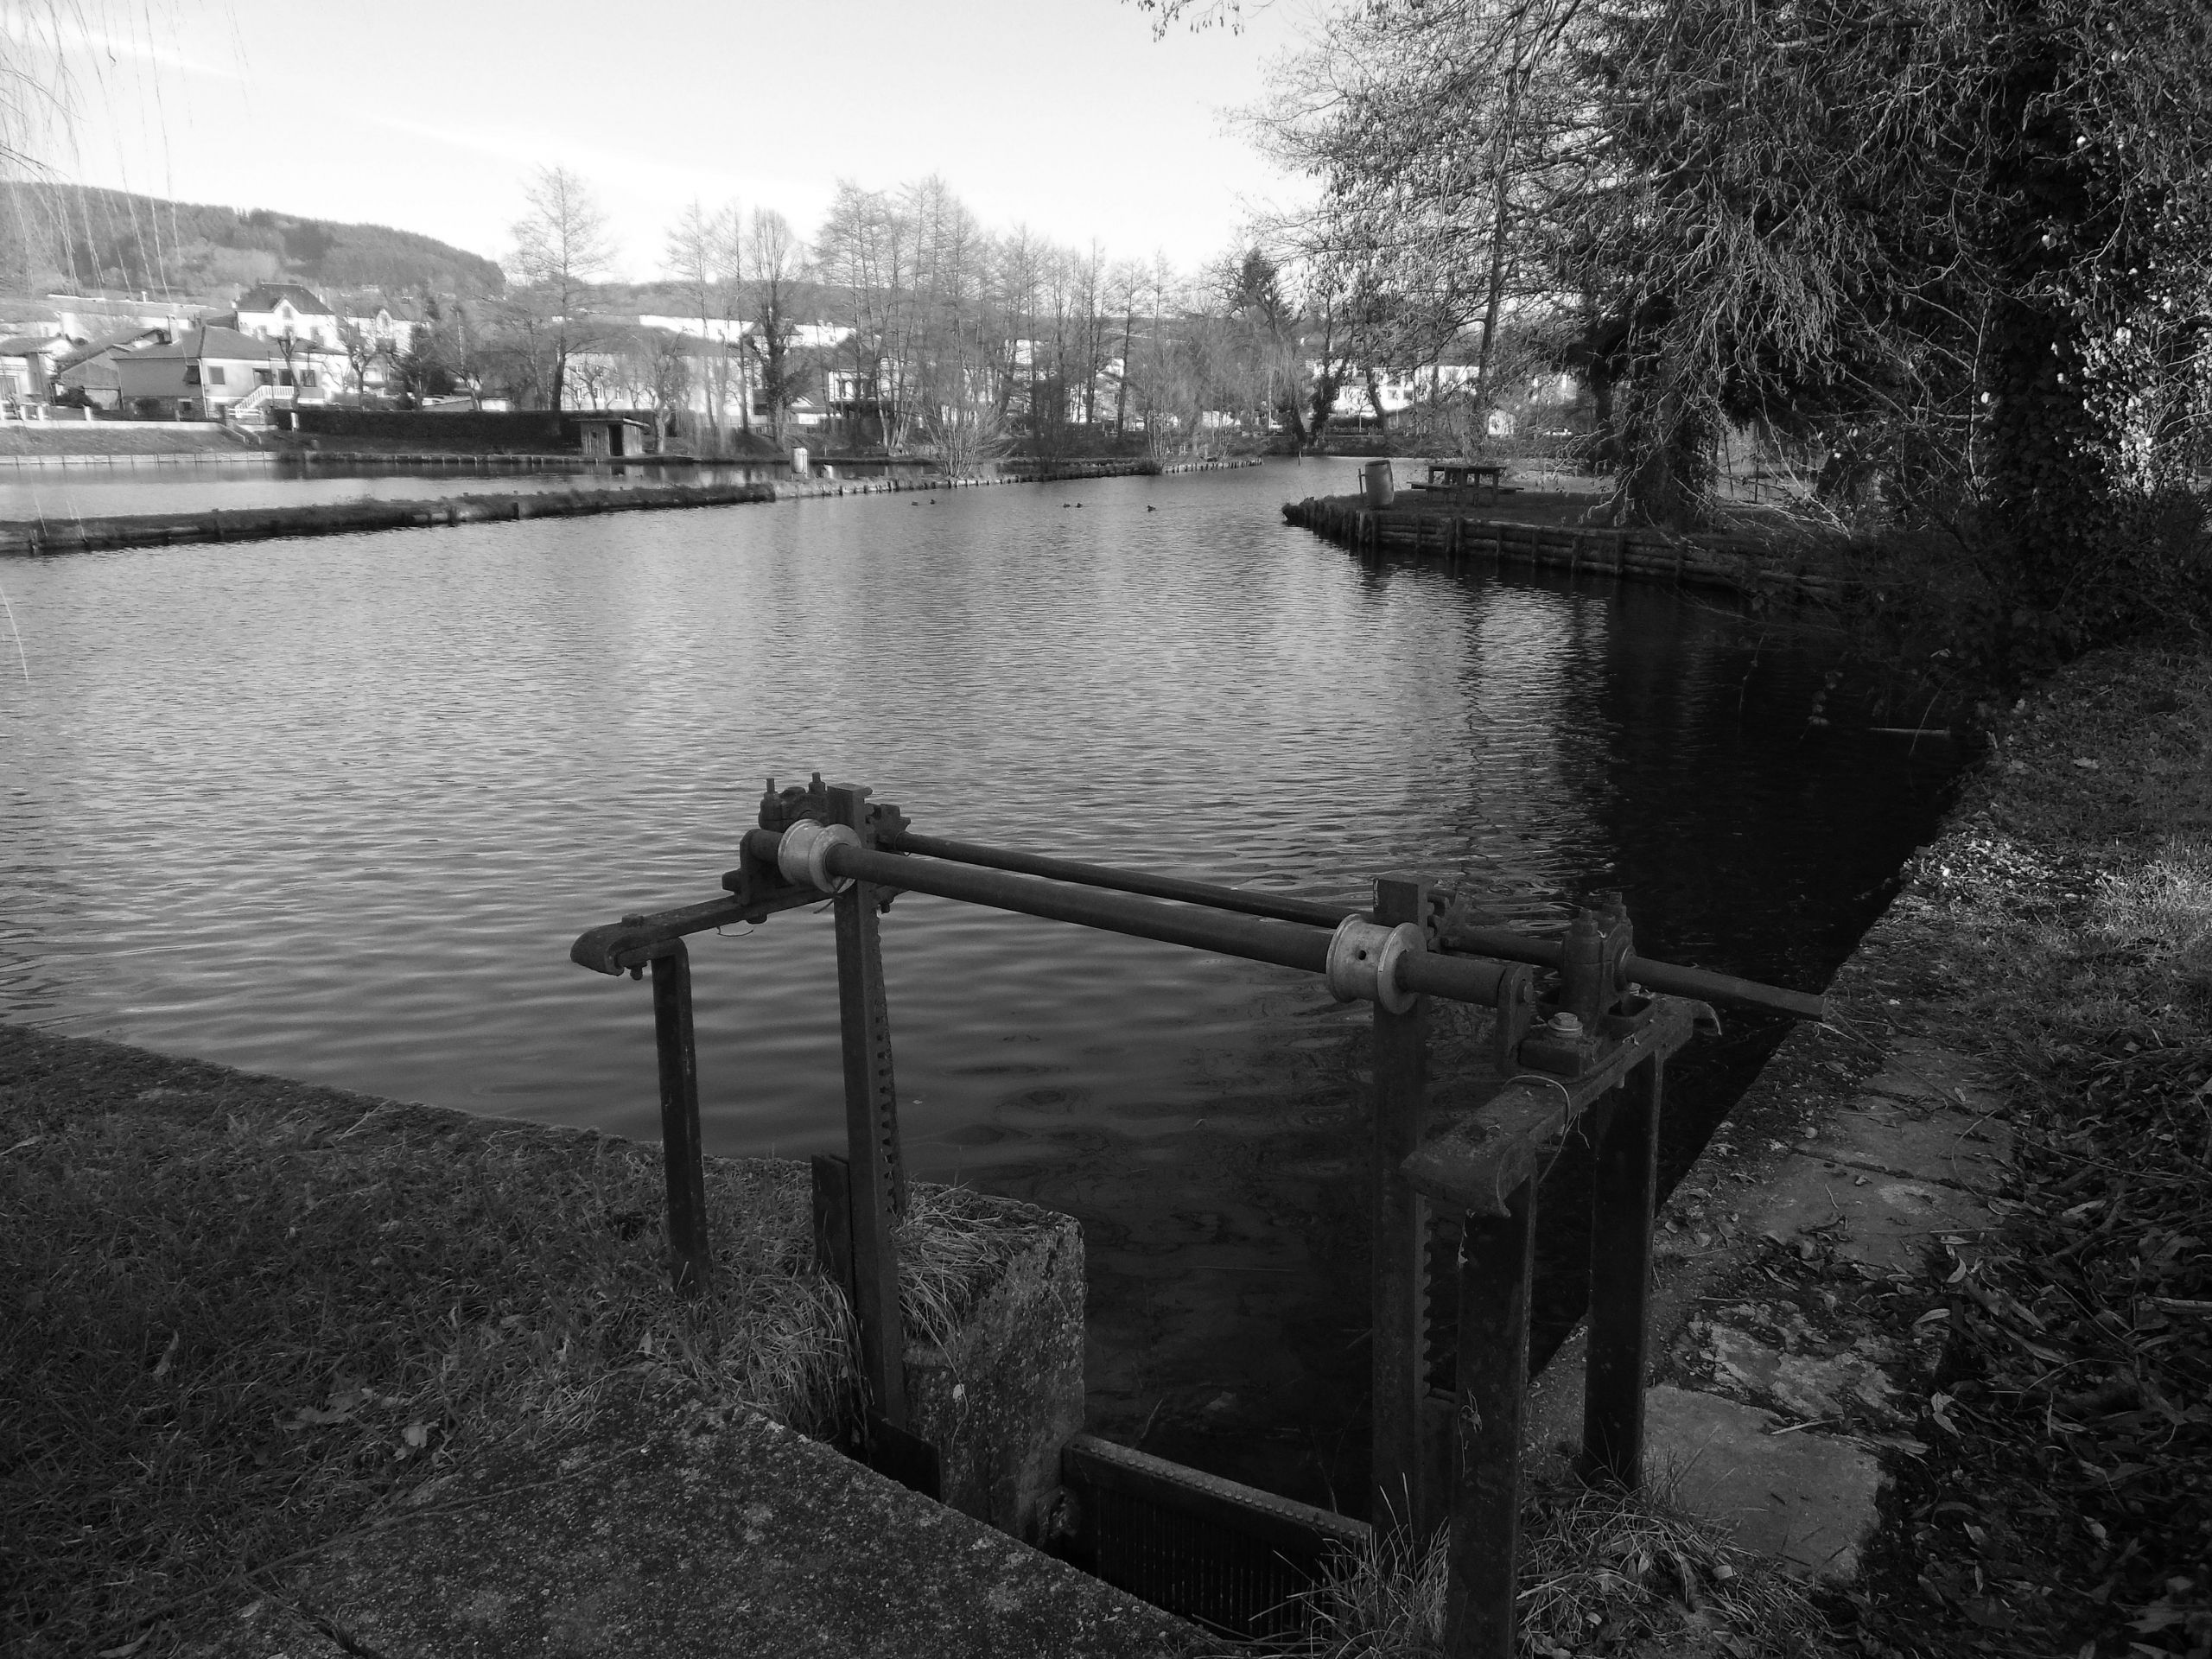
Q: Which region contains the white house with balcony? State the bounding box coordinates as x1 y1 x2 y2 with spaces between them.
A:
215 283 414 396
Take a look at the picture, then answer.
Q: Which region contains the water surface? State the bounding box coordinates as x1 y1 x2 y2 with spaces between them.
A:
0 458 1955 1511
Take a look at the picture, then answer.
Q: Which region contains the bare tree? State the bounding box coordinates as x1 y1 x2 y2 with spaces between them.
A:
506 166 614 410
664 199 739 446
741 207 806 444
1107 258 1147 439
335 317 385 399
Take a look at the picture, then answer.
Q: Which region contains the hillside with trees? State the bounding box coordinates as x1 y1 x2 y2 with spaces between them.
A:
0 181 503 298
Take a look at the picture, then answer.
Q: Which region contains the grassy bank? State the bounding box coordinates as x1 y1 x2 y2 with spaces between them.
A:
0 424 261 459
0 1026 1028 1657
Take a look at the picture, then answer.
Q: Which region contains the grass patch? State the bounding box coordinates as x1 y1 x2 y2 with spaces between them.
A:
1259 1474 1837 1657
0 1031 1040 1657
0 424 260 457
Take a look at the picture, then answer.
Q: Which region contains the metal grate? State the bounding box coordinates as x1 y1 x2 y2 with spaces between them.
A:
1062 1434 1371 1639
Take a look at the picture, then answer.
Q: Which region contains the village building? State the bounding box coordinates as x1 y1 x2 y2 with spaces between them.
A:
210 283 414 398
113 325 335 421
0 330 74 409
52 327 175 411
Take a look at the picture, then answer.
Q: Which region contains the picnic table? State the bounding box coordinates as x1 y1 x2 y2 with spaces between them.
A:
1409 461 1509 504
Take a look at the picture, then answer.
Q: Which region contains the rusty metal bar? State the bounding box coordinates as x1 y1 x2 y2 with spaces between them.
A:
1442 1175 1537 1659
879 827 1357 929
829 784 909 1427
582 829 1817 1027
1370 874 1430 1534
881 829 1818 1022
1581 1054 1663 1488
648 938 712 1295
741 827 1517 1010
571 888 818 976
1440 921 1823 1021
1402 999 1701 1217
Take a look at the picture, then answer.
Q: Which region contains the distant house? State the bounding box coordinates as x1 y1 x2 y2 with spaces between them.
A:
113 326 333 420
0 331 73 407
52 327 174 411
207 283 414 397
226 283 344 350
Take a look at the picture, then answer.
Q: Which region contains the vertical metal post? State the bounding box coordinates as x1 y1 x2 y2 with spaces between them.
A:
1442 1175 1537 1659
829 783 909 1427
1581 1055 1663 1487
649 938 712 1295
1370 875 1430 1534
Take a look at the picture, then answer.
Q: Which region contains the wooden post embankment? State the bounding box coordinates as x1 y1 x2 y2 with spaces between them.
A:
1281 494 1852 606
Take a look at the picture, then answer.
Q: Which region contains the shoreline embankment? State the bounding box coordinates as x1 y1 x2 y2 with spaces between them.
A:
0 455 1262 556
1518 641 2211 1654
1284 491 1853 604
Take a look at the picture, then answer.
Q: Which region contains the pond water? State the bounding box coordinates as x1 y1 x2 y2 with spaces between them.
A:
0 459 776 521
0 458 1959 1515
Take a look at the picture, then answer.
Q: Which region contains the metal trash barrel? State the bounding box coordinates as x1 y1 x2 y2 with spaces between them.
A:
1363 459 1395 507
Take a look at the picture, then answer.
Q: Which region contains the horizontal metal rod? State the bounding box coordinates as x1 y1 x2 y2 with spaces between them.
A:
1441 924 1825 1022
742 829 1514 1009
879 828 1357 929
891 827 1821 1021
569 887 820 976
574 825 1819 1021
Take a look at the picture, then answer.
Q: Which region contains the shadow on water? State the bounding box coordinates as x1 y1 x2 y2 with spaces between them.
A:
1022 562 1960 1519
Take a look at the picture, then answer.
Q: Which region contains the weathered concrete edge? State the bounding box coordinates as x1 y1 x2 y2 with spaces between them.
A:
1522 865 1992 1580
223 1402 1207 1659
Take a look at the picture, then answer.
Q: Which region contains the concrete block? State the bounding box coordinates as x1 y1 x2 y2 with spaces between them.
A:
232 1402 1205 1659
1702 1325 1899 1423
1751 1148 1996 1274
1859 1036 2006 1117
1796 1099 2012 1197
1643 1386 1885 1583
905 1203 1085 1546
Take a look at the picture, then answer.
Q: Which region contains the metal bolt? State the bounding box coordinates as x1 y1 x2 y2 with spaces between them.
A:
1548 1012 1583 1036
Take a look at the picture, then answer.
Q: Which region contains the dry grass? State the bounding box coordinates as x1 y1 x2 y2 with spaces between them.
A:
1258 1474 1838 1658
897 1181 1046 1351
0 1047 1039 1658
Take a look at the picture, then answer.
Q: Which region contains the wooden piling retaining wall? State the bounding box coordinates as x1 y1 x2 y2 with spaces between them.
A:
1282 493 1852 604
0 455 1261 557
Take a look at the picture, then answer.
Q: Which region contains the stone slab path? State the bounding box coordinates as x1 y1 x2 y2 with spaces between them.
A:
1645 1036 2013 1582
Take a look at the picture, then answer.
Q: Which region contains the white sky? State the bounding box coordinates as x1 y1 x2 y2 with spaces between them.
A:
49 0 1325 285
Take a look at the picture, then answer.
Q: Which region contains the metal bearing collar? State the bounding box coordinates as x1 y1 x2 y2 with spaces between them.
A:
778 819 861 894
1325 917 1425 1014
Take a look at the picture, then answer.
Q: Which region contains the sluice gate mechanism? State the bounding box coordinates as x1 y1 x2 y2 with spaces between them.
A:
569 774 1822 1656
